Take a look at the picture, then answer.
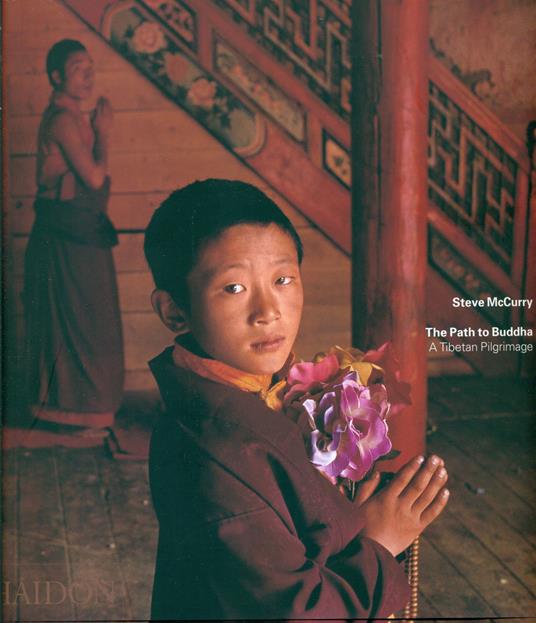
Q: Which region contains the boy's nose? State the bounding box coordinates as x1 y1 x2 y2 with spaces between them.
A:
250 291 281 325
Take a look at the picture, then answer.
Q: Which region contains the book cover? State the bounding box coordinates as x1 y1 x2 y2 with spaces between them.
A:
2 1 535 621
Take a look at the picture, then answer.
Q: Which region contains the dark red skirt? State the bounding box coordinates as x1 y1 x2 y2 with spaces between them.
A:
23 186 124 427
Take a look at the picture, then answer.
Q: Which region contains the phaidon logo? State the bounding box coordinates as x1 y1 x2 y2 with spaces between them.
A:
2 580 125 606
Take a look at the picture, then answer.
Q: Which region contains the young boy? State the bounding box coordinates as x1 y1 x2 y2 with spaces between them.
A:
144 179 449 621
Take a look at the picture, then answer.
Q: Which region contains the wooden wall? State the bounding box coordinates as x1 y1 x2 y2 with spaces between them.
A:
4 0 351 392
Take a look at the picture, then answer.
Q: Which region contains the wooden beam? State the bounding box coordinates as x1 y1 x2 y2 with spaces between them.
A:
351 0 429 467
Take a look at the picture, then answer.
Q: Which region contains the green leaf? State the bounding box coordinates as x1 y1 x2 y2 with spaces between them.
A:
220 114 231 129
377 449 401 462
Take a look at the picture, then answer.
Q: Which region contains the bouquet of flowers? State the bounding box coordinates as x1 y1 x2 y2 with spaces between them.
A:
271 343 411 499
268 343 418 619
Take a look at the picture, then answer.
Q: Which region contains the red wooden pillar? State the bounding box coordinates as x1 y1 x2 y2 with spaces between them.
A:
523 122 536 377
352 1 429 469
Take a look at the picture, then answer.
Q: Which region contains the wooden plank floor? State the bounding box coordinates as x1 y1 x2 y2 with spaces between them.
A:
2 377 535 622
420 377 536 620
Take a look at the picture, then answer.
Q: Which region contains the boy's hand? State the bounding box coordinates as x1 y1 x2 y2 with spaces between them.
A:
360 455 449 556
353 470 381 506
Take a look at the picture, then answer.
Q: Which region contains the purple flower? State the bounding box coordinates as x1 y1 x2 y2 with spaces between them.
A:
302 370 392 482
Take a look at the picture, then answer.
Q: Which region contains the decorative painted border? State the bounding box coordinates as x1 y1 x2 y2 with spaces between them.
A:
322 130 351 189
428 79 518 275
210 0 352 121
213 36 306 144
102 2 265 155
139 0 197 50
428 227 509 327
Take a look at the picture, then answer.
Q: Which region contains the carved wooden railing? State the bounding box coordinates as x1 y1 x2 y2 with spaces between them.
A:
65 0 352 249
426 57 532 374
62 0 533 374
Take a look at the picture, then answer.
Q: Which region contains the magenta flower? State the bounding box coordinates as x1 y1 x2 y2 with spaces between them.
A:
285 354 341 403
301 370 392 482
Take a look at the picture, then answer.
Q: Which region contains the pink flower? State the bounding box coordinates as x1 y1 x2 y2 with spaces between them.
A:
285 354 340 403
230 63 246 81
131 22 167 55
164 52 189 84
187 78 217 109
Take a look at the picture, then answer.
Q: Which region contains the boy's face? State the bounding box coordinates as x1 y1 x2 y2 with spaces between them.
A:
186 223 303 375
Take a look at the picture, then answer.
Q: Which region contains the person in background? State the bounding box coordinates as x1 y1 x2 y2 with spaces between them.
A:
23 39 124 437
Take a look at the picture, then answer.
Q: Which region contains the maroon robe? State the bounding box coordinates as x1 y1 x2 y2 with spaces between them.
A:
23 178 124 424
149 347 410 621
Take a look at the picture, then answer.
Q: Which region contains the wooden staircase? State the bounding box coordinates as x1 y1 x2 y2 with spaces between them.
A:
61 0 534 375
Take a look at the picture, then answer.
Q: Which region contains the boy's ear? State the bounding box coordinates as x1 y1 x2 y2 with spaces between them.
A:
151 289 190 334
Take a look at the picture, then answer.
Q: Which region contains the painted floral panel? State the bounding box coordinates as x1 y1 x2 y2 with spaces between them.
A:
107 5 260 151
215 38 305 143
139 0 196 49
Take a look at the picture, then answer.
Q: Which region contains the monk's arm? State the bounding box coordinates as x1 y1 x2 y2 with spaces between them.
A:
51 111 107 190
92 97 112 175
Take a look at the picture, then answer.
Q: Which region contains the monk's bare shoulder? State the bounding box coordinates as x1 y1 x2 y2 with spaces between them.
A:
45 109 83 145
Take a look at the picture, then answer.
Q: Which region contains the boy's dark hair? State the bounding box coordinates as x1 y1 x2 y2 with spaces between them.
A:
46 39 87 88
144 179 303 308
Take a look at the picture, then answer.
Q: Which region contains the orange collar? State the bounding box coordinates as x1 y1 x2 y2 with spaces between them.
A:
172 343 291 410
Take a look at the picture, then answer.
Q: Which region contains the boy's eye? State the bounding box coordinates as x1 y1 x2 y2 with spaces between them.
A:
224 283 245 294
275 276 293 286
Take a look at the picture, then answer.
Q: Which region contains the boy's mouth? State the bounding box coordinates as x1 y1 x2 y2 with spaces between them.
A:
251 335 285 353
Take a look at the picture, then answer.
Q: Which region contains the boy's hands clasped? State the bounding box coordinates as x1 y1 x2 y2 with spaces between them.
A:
358 455 449 557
